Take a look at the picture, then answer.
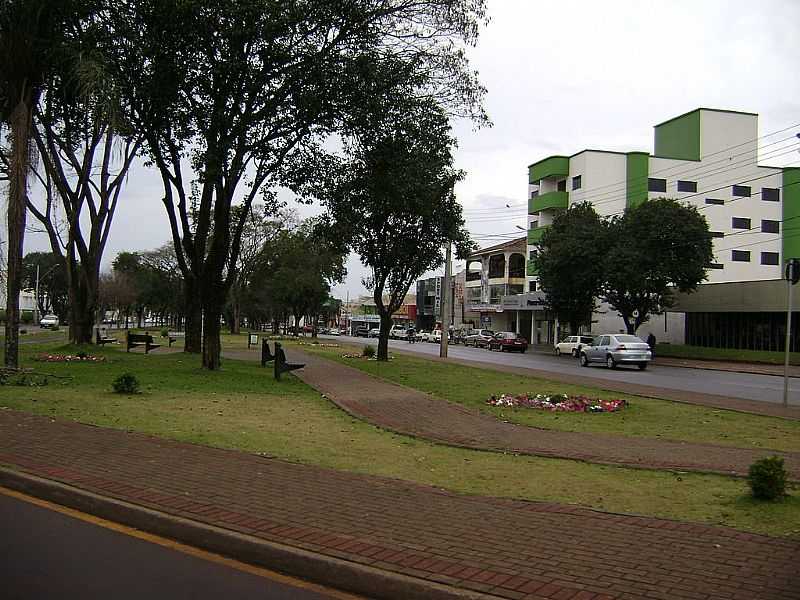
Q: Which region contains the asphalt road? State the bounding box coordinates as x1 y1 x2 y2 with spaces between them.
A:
329 335 799 406
0 491 353 600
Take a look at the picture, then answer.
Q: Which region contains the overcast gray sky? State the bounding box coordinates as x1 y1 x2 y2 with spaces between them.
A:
21 0 800 300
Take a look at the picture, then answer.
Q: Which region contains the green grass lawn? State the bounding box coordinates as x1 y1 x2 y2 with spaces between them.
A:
656 343 800 365
0 340 797 537
292 340 800 453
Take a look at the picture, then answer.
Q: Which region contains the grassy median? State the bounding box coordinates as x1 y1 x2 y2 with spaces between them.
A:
0 340 797 537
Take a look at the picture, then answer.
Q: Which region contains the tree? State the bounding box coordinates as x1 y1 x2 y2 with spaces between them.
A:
105 0 488 369
0 0 74 366
21 251 68 320
324 101 472 361
534 203 609 335
601 197 713 334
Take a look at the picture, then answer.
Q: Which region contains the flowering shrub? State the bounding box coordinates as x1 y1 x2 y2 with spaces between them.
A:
487 393 626 413
341 353 394 361
296 342 340 348
34 353 106 363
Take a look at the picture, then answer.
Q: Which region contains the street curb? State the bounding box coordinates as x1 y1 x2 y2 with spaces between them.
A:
0 466 502 600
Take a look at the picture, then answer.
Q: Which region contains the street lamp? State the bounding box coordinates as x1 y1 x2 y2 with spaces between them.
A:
34 263 60 325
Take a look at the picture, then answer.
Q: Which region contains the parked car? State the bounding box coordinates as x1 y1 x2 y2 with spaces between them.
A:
418 330 431 342
488 331 528 353
390 325 407 340
327 328 342 336
355 326 370 337
40 314 59 328
367 328 381 338
464 328 494 348
429 329 442 343
579 334 652 370
554 335 595 357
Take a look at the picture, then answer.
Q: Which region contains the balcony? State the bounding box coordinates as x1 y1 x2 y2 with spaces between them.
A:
528 156 569 184
527 225 550 245
529 190 568 213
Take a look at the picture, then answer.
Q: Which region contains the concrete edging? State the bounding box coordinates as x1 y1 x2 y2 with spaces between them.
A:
0 466 502 600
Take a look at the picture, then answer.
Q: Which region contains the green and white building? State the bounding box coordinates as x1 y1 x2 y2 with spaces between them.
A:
527 108 799 351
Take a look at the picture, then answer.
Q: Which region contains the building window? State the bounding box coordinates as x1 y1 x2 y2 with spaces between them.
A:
709 231 725 238
489 284 506 304
732 185 751 197
488 254 505 278
508 253 525 278
677 180 697 192
528 249 538 260
572 175 582 190
761 188 780 202
761 220 780 234
557 179 567 192
648 178 666 192
705 198 724 205
507 284 524 296
707 263 724 270
731 250 750 262
761 252 779 266
530 190 539 199
731 217 751 229
529 280 537 292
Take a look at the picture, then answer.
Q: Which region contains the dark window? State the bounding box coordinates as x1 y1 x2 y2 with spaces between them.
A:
529 280 537 292
707 263 724 270
761 252 779 265
761 188 780 202
508 253 525 278
572 175 582 190
648 178 666 192
731 217 751 229
705 198 724 205
761 220 780 234
709 231 725 238
530 190 539 199
677 180 697 192
557 179 567 192
732 185 751 197
731 250 750 262
528 249 538 260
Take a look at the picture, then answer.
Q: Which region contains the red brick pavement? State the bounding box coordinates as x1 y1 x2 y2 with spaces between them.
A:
1 410 797 600
264 350 800 481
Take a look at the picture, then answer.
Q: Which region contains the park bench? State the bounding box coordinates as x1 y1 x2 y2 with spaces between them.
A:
261 338 275 366
95 329 118 346
127 332 161 354
273 342 304 380
167 331 185 347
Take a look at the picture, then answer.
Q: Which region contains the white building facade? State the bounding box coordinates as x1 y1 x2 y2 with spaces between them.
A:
527 108 799 349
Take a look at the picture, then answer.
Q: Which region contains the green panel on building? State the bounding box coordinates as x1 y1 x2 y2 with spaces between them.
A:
530 190 568 213
526 261 538 276
528 225 550 245
654 109 701 161
784 167 800 261
528 156 569 184
625 152 649 209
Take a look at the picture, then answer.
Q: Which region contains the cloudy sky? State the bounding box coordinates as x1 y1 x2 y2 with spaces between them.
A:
20 0 800 299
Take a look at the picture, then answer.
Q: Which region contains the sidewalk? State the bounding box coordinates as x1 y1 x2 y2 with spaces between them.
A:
1 410 797 600
276 350 799 481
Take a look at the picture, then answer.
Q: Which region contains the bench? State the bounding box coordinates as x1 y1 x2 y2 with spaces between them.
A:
167 331 185 347
273 342 304 380
261 339 276 366
96 329 118 346
127 332 161 354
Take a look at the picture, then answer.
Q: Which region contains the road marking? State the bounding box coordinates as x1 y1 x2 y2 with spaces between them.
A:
0 485 363 600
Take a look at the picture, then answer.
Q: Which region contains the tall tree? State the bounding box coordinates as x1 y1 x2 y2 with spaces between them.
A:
0 0 73 366
534 203 609 335
106 0 487 369
323 101 472 360
602 197 714 333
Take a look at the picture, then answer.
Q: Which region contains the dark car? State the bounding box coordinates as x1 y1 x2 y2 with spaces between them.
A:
487 331 528 353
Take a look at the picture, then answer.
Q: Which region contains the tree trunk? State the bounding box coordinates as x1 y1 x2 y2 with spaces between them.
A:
4 101 33 369
183 278 202 353
67 264 98 345
201 306 222 370
377 312 392 361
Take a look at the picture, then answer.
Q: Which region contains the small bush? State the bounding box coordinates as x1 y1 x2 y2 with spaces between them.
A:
160 328 169 338
50 325 60 332
21 311 34 324
20 329 28 335
112 372 141 395
747 456 787 500
362 345 376 358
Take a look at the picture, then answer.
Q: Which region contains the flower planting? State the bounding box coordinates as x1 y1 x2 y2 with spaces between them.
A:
34 353 106 363
487 393 626 413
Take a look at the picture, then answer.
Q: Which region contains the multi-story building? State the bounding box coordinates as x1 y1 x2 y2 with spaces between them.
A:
527 108 799 350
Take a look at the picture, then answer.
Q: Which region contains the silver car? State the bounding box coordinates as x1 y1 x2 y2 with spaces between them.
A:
579 334 652 370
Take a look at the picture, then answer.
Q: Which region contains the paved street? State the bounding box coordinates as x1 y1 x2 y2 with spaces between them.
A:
331 335 800 406
0 490 348 600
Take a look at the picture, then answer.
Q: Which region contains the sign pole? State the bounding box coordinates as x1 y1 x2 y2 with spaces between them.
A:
784 270 794 409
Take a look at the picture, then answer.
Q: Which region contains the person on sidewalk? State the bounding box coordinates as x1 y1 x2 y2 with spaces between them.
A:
407 325 416 343
647 332 656 358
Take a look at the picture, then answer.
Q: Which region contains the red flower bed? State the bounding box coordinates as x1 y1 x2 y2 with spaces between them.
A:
487 393 626 413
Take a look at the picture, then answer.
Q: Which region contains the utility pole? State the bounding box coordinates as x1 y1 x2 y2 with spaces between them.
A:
784 258 799 408
440 243 452 358
34 264 40 326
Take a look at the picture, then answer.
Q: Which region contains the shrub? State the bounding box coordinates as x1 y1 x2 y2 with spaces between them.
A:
19 329 28 335
160 328 169 338
50 325 60 332
20 311 34 324
747 456 787 500
362 344 376 358
112 372 141 395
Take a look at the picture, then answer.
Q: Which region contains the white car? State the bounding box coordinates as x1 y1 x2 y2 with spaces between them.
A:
429 330 442 343
390 325 407 340
40 314 60 328
367 328 381 338
579 334 652 370
326 328 341 336
554 335 595 357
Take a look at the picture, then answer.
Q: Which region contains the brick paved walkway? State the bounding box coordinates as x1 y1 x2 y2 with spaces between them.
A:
1 410 797 600
233 349 799 481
